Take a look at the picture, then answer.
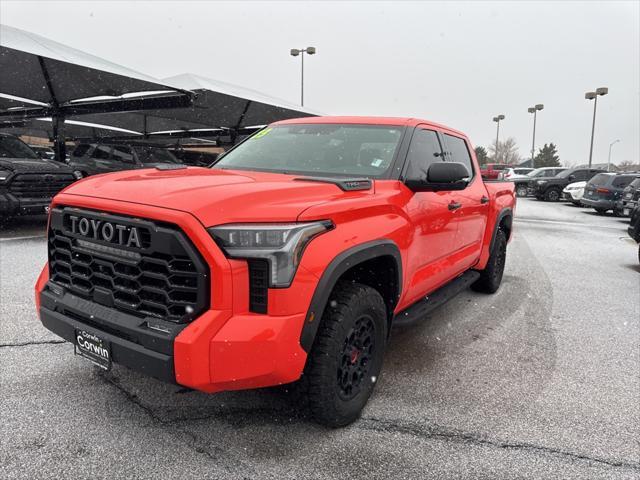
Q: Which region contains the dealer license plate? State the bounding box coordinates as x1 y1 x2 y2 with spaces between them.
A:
74 329 111 370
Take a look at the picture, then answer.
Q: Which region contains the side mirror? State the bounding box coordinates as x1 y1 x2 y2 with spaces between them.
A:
568 174 575 181
405 162 470 192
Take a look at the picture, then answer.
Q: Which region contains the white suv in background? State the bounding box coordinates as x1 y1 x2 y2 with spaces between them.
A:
563 181 587 205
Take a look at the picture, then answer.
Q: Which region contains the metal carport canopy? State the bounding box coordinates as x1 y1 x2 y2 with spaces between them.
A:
68 73 321 137
0 24 194 159
0 24 191 108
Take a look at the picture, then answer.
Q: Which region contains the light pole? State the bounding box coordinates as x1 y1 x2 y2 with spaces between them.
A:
492 114 505 162
290 46 316 106
585 87 608 168
607 139 620 172
527 104 544 168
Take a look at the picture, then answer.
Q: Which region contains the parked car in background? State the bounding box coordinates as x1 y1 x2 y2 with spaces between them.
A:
512 166 567 197
562 181 587 205
0 133 79 221
480 163 510 180
582 173 640 215
618 177 640 217
68 143 183 177
170 148 219 167
29 145 56 161
532 167 605 202
628 205 640 263
513 167 534 176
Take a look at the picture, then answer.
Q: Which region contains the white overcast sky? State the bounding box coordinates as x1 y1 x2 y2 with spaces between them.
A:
1 0 638 165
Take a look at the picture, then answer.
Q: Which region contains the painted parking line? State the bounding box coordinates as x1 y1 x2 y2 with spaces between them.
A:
515 217 627 231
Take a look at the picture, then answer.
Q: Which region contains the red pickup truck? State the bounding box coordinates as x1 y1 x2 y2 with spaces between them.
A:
35 116 515 427
480 163 510 180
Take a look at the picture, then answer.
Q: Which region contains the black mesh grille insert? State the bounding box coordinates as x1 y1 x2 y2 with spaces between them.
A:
48 206 209 323
248 259 269 314
9 173 76 198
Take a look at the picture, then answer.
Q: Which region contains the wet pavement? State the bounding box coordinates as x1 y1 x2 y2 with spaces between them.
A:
1 198 638 479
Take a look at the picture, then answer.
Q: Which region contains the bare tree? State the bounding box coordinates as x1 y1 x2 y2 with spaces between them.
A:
617 160 640 172
488 137 521 165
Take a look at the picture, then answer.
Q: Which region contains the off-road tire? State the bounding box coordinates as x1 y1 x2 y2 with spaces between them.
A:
515 184 528 198
304 281 387 427
472 228 507 294
544 188 561 202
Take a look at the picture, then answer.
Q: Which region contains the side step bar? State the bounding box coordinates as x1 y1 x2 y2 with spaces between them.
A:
392 270 480 328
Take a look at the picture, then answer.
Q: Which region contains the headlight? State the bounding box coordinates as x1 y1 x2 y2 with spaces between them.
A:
73 170 83 179
0 170 11 182
537 180 547 185
208 221 333 287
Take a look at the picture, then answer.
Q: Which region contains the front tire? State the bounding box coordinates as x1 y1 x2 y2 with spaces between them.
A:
472 228 507 293
544 188 561 202
595 208 608 215
304 282 387 427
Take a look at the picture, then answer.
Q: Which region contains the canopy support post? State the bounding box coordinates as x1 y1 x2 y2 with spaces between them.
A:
51 114 66 162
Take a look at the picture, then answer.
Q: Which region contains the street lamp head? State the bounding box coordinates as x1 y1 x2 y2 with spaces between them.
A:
596 87 608 96
535 104 544 110
585 91 597 100
290 48 300 57
527 107 535 113
306 46 316 55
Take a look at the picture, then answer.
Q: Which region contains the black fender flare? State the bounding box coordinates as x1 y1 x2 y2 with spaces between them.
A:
490 208 513 253
299 239 402 353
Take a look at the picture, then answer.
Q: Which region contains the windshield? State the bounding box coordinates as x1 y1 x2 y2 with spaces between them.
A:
213 124 404 178
0 135 40 160
133 147 180 164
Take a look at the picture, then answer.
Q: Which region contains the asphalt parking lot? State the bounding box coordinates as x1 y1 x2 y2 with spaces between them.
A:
1 198 638 480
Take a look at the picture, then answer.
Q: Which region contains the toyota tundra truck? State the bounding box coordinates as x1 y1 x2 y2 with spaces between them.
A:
35 117 516 427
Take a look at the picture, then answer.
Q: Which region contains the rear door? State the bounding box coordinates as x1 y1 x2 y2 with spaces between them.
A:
401 126 459 303
442 133 489 265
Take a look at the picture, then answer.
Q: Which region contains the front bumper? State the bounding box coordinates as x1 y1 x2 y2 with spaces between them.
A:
35 194 314 393
0 192 52 216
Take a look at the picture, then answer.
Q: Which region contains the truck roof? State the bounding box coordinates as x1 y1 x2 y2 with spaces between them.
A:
273 116 468 138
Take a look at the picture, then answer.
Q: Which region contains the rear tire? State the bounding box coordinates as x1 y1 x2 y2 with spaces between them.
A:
304 281 387 427
544 188 561 202
472 229 507 294
516 184 528 198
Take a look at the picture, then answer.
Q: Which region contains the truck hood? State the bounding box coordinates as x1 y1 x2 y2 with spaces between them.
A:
0 157 74 173
61 167 372 225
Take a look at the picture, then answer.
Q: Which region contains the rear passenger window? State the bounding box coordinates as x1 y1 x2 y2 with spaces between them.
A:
111 145 135 164
91 145 111 160
72 144 91 158
444 134 474 177
404 129 443 180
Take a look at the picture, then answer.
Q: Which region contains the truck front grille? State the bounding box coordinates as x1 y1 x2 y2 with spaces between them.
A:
9 173 75 198
47 207 209 323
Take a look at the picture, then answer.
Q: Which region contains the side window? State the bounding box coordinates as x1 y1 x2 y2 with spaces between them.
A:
72 144 91 158
443 134 474 177
404 129 443 180
91 145 111 160
613 176 635 188
111 145 135 164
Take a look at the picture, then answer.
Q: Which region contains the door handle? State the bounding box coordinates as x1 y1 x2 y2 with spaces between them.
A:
448 201 462 211
480 196 490 204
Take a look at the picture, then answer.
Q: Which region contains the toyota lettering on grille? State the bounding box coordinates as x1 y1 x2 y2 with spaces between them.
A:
69 215 142 248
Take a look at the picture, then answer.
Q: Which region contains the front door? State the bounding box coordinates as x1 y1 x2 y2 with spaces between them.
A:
401 126 459 305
